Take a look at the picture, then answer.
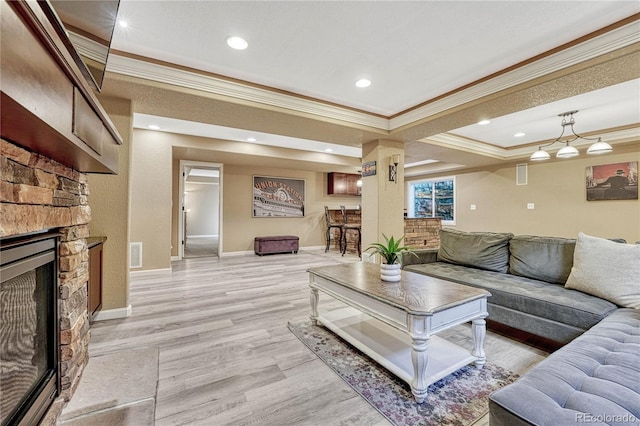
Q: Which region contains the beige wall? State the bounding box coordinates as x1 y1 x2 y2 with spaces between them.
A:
361 140 405 252
407 143 640 243
129 130 174 270
131 130 359 268
221 165 358 252
88 96 132 310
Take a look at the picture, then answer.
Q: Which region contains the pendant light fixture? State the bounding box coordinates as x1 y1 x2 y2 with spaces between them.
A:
529 110 612 161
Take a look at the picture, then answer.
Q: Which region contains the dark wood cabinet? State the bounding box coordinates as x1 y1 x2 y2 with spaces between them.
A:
328 172 361 196
87 239 104 322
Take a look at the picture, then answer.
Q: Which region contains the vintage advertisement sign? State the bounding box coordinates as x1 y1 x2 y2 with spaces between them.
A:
253 176 305 217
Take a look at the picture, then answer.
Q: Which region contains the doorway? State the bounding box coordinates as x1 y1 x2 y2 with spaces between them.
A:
179 161 223 259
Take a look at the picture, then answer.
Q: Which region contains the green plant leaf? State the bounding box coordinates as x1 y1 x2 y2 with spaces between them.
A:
364 234 416 264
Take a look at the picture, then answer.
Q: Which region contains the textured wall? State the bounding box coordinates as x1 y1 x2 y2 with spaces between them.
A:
408 143 640 243
88 96 132 310
129 131 173 270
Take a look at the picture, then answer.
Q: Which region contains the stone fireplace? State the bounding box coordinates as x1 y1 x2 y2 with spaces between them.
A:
1 139 91 424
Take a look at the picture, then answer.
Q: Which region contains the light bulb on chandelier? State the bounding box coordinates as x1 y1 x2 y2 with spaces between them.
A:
529 110 612 161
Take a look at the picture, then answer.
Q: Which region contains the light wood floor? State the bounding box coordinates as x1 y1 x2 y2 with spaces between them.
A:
89 250 551 426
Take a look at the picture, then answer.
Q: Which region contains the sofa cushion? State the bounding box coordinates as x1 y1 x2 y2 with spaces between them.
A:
404 262 618 330
565 232 640 309
437 229 513 273
489 308 640 425
509 235 575 284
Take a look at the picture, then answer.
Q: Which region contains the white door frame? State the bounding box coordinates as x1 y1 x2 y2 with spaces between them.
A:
178 160 224 259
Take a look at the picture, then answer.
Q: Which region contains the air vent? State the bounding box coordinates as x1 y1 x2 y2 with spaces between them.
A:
516 163 527 186
130 242 142 269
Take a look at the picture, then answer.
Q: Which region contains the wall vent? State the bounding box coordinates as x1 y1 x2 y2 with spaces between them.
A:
130 242 142 269
516 163 528 186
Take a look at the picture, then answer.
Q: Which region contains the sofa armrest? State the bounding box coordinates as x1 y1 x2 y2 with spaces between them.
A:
401 249 438 269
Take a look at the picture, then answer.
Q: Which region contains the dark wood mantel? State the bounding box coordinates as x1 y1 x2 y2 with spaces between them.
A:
1 0 122 174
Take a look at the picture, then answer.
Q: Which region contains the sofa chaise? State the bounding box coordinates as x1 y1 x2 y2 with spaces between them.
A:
401 229 640 425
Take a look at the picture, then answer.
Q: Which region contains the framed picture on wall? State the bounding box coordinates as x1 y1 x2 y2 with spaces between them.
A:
362 161 377 177
253 175 305 217
586 161 638 201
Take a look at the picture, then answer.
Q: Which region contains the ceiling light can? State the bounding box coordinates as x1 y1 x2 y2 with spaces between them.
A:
227 36 248 50
355 79 371 88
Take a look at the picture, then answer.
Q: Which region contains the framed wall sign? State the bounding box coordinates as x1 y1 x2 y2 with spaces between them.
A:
362 161 377 177
253 175 305 217
586 161 638 201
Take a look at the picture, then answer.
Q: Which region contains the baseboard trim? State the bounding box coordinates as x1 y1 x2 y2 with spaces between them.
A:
93 305 132 322
220 250 254 257
170 256 180 261
221 246 325 257
130 268 172 277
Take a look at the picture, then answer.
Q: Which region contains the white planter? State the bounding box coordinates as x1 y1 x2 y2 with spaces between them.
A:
380 263 401 282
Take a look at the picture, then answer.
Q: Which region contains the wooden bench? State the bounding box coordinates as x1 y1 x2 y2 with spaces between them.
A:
254 235 299 256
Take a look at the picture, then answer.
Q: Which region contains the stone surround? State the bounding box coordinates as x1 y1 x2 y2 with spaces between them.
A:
1 139 91 424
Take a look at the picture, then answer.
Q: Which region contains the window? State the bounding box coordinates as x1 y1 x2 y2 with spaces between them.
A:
407 177 455 224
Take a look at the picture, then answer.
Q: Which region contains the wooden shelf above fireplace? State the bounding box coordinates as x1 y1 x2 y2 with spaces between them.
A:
1 0 122 174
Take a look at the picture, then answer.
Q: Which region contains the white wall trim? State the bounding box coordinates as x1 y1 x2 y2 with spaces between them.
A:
423 126 640 161
220 246 327 257
108 55 388 130
170 256 180 261
129 268 172 277
93 305 132 322
301 245 325 251
179 160 223 261
107 22 637 132
220 250 255 258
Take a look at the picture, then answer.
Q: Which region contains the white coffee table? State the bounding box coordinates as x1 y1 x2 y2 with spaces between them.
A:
308 262 490 403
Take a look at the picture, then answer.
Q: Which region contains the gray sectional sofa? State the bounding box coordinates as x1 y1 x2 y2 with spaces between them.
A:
401 229 640 425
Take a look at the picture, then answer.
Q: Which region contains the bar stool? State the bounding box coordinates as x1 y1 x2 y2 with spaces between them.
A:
324 206 344 252
340 206 361 258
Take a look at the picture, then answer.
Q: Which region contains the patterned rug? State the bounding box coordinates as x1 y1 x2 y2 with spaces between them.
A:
288 320 518 426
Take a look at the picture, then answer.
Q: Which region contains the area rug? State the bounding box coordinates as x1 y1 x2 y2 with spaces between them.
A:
288 320 518 426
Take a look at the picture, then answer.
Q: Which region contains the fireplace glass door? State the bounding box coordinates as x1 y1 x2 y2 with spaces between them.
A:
1 235 58 426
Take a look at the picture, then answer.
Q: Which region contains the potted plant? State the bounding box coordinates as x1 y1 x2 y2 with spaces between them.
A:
365 234 417 282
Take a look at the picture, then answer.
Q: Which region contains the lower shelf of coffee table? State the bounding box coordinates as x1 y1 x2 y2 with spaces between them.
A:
317 306 477 387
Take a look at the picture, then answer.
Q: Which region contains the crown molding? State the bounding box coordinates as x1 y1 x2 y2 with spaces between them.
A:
106 54 389 130
423 127 639 161
390 21 640 130
106 19 638 135
423 134 507 159
69 32 108 63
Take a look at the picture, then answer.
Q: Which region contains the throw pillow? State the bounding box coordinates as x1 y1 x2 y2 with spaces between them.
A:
437 229 513 273
565 232 640 309
509 235 576 284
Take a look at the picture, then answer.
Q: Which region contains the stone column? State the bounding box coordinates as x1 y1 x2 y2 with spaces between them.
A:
361 139 405 260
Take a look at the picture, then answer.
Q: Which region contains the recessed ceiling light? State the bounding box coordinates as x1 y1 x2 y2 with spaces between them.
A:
247 137 256 142
355 79 371 88
118 20 128 28
147 124 160 130
477 119 491 125
227 36 248 50
325 148 333 153
514 132 526 137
